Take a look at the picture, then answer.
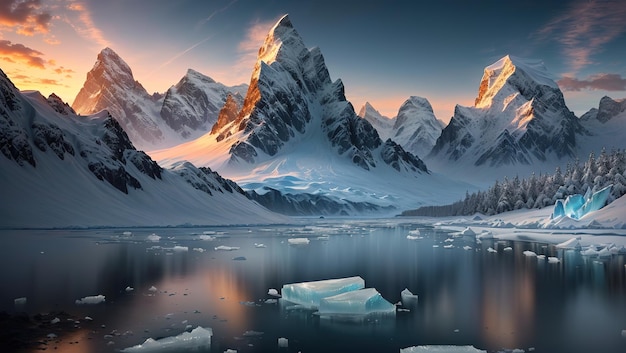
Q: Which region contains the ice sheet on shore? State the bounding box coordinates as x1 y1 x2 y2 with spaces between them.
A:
281 276 365 308
121 326 212 352
318 288 396 316
401 345 486 353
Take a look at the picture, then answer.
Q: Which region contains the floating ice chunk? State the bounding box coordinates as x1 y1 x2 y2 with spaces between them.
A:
278 337 288 348
503 247 513 252
281 276 365 308
407 235 422 240
75 295 105 305
401 345 486 353
408 229 421 236
146 234 161 242
148 286 158 292
51 317 60 324
444 238 454 243
121 326 212 352
47 333 58 339
556 237 582 250
553 185 613 220
621 329 626 338
444 244 454 249
401 288 418 307
172 246 188 252
523 250 537 257
14 297 27 306
215 245 240 251
268 288 279 296
265 299 278 304
461 227 476 236
597 247 612 257
125 286 134 292
548 257 560 263
288 238 310 245
537 255 546 260
192 247 205 252
254 243 266 248
122 231 133 236
463 246 473 251
487 247 497 253
242 330 263 337
199 235 216 241
318 288 396 316
581 247 599 256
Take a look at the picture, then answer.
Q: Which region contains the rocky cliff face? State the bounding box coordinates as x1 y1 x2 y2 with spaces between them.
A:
430 55 584 167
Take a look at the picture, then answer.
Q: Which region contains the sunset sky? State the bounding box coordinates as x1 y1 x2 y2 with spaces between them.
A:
2 0 625 122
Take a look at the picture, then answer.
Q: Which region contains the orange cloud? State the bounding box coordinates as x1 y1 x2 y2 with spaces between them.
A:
0 0 52 35
66 1 110 48
0 39 46 68
233 18 279 83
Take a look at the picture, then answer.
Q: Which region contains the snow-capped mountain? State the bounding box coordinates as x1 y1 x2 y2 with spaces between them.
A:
357 102 394 140
578 96 626 154
72 48 246 150
0 69 282 228
151 15 472 213
428 55 583 169
358 98 443 158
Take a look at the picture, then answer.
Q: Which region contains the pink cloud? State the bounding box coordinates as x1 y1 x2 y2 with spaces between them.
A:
0 0 52 35
558 73 626 91
66 1 110 48
536 0 626 74
0 39 46 68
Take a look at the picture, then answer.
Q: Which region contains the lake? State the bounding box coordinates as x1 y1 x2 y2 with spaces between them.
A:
1 219 625 353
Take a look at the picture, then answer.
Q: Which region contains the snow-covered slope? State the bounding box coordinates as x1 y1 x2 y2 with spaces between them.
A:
72 48 246 150
0 69 284 228
578 96 626 155
150 15 472 213
428 55 583 175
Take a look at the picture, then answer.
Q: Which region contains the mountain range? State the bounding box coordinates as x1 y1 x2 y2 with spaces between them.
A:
0 69 283 228
2 14 625 225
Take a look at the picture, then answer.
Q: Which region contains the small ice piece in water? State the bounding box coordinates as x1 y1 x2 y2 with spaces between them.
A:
401 288 418 307
75 294 105 305
548 257 561 264
254 243 266 248
146 233 161 242
214 245 240 251
125 286 134 292
224 349 237 353
288 238 310 245
268 288 279 296
199 234 216 241
278 337 288 348
281 276 365 308
14 297 27 306
461 227 476 236
148 286 158 292
51 317 60 324
400 346 486 353
47 333 58 339
172 246 188 252
503 247 513 252
265 299 278 304
463 246 473 251
537 255 546 260
444 238 454 243
408 229 421 236
581 247 599 256
121 326 212 352
523 250 537 257
84 316 93 321
192 247 205 253
407 235 422 240
621 329 626 338
487 247 497 253
318 288 396 316
122 231 133 236
242 330 264 337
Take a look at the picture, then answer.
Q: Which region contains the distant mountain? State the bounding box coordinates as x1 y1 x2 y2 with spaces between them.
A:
0 68 282 228
429 55 584 168
151 15 472 214
357 102 394 140
72 48 246 150
578 96 626 155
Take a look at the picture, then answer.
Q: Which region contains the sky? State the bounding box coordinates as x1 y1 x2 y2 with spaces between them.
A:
1 0 626 123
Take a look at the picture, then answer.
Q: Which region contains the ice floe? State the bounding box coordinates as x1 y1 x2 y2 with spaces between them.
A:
214 245 240 251
318 288 395 316
121 326 212 352
281 276 365 308
75 294 105 305
278 337 288 347
400 288 418 307
288 238 310 245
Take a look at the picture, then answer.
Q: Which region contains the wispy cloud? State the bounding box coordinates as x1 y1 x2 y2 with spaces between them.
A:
195 0 238 29
0 39 46 68
535 0 626 75
149 35 214 76
558 73 626 91
66 1 110 48
0 0 53 35
232 18 277 82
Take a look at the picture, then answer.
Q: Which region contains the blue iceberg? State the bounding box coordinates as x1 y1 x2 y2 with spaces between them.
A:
553 185 612 220
281 276 365 308
318 288 396 316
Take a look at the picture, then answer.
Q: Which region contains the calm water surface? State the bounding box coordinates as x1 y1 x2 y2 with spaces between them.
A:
1 219 625 353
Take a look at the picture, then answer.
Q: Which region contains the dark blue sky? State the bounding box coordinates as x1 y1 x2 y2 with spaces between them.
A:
3 0 625 120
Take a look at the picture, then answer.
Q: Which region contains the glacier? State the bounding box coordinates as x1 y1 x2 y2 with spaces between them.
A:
318 288 396 316
553 185 613 220
281 276 365 308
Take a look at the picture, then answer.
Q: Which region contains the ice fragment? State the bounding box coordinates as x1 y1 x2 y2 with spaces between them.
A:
281 276 365 308
318 288 395 316
121 326 212 352
75 294 105 305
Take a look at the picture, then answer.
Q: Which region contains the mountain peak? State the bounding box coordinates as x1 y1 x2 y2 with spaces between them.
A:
475 55 557 108
256 14 304 68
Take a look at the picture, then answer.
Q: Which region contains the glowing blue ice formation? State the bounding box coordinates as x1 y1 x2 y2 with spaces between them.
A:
281 276 365 308
318 288 396 316
553 185 612 220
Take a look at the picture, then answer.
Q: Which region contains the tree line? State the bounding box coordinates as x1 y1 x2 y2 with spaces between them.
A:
403 149 626 217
